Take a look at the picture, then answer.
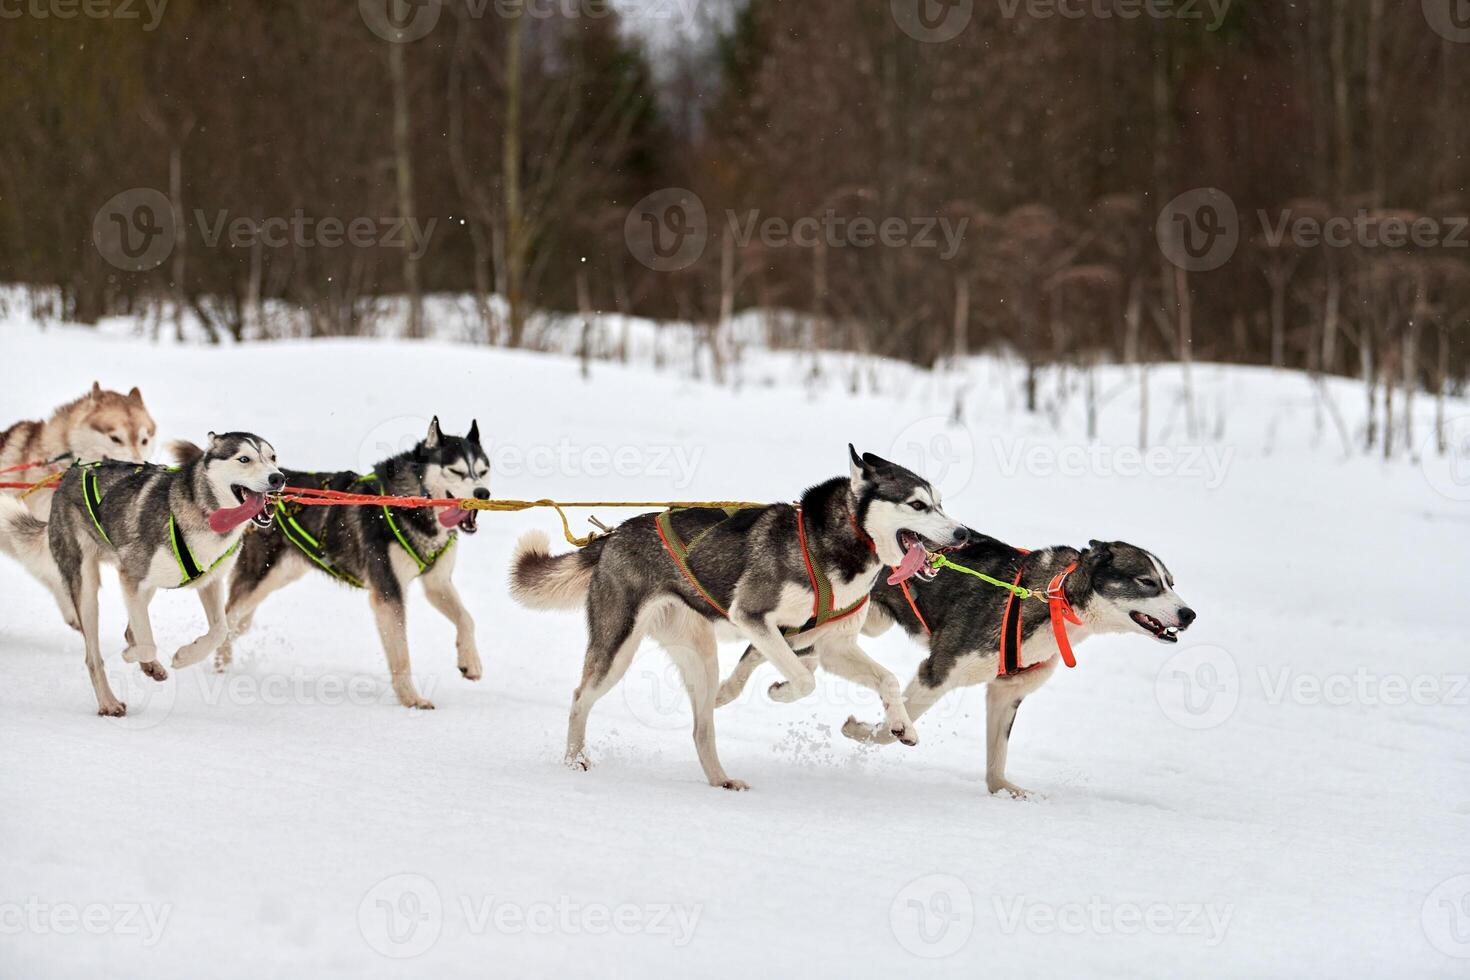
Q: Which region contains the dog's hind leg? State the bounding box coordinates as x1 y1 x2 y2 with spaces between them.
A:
216 558 306 672
566 585 643 771
843 666 961 746
816 636 917 746
119 577 166 682
420 558 481 681
74 556 124 717
985 662 1056 798
369 589 433 709
662 615 746 791
172 577 231 669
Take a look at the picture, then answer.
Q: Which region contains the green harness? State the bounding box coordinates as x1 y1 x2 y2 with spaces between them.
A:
80 462 239 588
275 473 454 588
655 506 868 637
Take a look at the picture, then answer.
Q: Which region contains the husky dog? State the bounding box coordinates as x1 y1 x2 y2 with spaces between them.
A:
215 418 489 710
0 432 283 716
1 383 157 518
718 533 1195 797
510 446 968 791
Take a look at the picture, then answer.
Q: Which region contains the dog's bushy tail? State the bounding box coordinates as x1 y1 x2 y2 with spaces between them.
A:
0 496 63 594
168 440 203 465
509 529 601 610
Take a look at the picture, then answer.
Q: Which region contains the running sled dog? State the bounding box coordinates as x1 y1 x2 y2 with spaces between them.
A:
719 533 1196 797
0 432 283 716
0 382 157 519
511 446 969 791
216 418 489 710
0 384 158 626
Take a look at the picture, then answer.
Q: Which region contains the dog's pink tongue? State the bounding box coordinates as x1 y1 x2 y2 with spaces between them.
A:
439 505 467 529
209 492 266 533
886 542 928 586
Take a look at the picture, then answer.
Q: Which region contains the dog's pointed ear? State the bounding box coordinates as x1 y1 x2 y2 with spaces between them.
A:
848 443 868 484
467 420 481 447
90 381 102 400
1084 540 1113 565
127 386 143 404
206 431 220 448
424 416 442 450
860 451 898 472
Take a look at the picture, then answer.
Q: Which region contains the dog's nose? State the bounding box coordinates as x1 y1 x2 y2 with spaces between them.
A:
1178 607 1197 627
473 487 491 500
951 527 969 546
267 472 285 489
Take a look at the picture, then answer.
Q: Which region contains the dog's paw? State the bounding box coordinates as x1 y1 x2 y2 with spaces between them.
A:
767 673 815 704
566 752 591 772
717 779 750 792
171 637 219 669
96 701 127 718
890 723 919 746
121 643 158 665
402 697 436 710
138 661 168 683
458 659 483 682
213 649 232 673
842 715 888 743
987 780 1037 800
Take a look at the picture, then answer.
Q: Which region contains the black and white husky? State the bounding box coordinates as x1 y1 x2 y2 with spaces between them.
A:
0 432 284 716
510 446 969 791
216 418 489 710
718 533 1196 796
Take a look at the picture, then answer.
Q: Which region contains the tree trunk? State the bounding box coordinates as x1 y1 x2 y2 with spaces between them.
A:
388 40 423 340
502 9 528 348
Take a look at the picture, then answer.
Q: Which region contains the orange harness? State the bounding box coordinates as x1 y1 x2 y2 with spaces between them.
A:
899 556 1081 676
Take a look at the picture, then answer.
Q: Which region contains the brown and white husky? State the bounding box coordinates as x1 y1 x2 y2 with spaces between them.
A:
0 383 157 519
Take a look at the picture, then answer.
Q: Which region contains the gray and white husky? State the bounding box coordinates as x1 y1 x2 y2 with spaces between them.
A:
509 446 968 791
718 532 1196 797
0 432 284 716
216 418 489 710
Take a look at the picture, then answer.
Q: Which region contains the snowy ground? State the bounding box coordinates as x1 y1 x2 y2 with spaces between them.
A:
1 314 1467 978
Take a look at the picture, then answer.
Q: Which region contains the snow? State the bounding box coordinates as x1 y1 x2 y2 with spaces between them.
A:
1 310 1467 978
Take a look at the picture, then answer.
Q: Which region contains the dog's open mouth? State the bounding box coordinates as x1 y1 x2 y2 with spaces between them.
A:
438 504 479 534
1131 610 1182 643
211 485 279 533
888 529 941 585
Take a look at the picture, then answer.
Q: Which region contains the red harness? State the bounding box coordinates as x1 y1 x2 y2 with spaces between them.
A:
898 556 1081 676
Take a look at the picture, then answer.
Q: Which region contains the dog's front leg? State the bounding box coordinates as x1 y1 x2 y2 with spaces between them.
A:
420 563 481 681
172 577 230 669
731 612 816 703
369 591 434 709
819 635 917 745
985 662 1056 798
119 577 166 682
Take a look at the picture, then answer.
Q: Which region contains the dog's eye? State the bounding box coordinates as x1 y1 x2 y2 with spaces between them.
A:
110 435 123 445
449 469 468 479
238 455 252 464
908 500 929 512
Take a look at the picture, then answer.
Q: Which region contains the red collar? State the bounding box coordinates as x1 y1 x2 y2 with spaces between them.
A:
1043 562 1083 669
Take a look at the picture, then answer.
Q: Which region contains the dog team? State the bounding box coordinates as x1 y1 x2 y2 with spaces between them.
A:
0 384 1196 794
